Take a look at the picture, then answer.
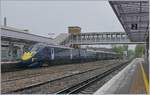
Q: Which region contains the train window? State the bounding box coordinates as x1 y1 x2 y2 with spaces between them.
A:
55 47 68 53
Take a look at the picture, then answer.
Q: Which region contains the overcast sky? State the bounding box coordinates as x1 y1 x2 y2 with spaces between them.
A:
1 1 125 37
1 1 136 49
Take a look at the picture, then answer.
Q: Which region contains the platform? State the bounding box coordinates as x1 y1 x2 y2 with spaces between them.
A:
1 61 21 72
94 58 149 94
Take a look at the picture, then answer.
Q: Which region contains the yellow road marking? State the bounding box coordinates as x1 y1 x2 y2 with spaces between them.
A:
140 63 149 94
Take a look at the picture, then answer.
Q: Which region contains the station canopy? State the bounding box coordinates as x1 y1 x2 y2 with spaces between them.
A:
109 1 149 42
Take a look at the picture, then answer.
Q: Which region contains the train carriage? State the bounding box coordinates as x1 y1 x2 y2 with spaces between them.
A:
20 43 120 67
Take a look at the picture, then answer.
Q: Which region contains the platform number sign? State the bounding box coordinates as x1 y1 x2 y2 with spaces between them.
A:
131 24 138 30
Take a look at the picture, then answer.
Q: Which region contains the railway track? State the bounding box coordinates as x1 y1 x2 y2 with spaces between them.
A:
2 60 116 83
56 61 129 94
3 60 130 94
3 64 113 94
2 60 111 73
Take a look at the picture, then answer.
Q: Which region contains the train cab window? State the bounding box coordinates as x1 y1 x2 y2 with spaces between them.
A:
30 44 44 52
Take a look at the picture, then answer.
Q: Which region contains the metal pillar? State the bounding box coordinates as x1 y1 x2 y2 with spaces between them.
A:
8 42 13 61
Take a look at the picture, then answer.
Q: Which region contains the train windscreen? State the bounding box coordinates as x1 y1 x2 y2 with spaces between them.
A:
29 43 45 53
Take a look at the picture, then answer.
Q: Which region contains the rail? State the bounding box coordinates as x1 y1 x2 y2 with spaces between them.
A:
56 61 129 94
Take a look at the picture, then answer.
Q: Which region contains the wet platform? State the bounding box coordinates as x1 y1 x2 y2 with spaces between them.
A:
94 58 149 94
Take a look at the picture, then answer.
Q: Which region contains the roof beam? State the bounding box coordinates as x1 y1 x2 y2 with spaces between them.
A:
123 20 149 24
120 13 148 17
110 1 148 5
120 12 148 15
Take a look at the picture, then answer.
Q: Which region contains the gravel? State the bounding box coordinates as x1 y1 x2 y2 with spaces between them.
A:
2 60 126 94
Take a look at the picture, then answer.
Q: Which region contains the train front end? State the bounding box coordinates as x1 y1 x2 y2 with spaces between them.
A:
20 51 34 67
19 43 46 67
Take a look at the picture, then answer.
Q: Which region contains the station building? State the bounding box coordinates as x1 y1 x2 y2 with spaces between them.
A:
1 26 54 62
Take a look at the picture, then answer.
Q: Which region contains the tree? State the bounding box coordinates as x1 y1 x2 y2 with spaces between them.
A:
135 44 145 57
112 45 125 55
128 49 135 58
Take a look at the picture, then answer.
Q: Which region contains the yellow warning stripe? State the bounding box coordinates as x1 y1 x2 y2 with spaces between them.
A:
140 63 149 94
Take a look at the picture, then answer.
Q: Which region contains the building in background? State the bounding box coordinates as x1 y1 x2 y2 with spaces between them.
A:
1 26 54 62
68 26 81 48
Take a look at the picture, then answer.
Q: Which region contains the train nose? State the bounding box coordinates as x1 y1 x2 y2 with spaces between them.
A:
20 61 27 65
21 52 33 60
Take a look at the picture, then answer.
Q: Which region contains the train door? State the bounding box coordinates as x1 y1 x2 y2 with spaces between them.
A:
51 48 55 60
101 53 104 59
83 50 86 59
70 49 73 60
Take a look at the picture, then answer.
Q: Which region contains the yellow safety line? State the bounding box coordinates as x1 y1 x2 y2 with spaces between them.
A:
140 63 149 94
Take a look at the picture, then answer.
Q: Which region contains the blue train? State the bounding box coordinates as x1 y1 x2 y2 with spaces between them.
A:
20 43 120 67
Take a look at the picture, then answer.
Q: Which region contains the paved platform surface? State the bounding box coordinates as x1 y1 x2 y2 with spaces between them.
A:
1 61 20 64
1 61 21 72
94 58 149 94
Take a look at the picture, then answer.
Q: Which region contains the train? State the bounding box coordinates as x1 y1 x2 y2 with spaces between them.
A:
20 43 121 67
